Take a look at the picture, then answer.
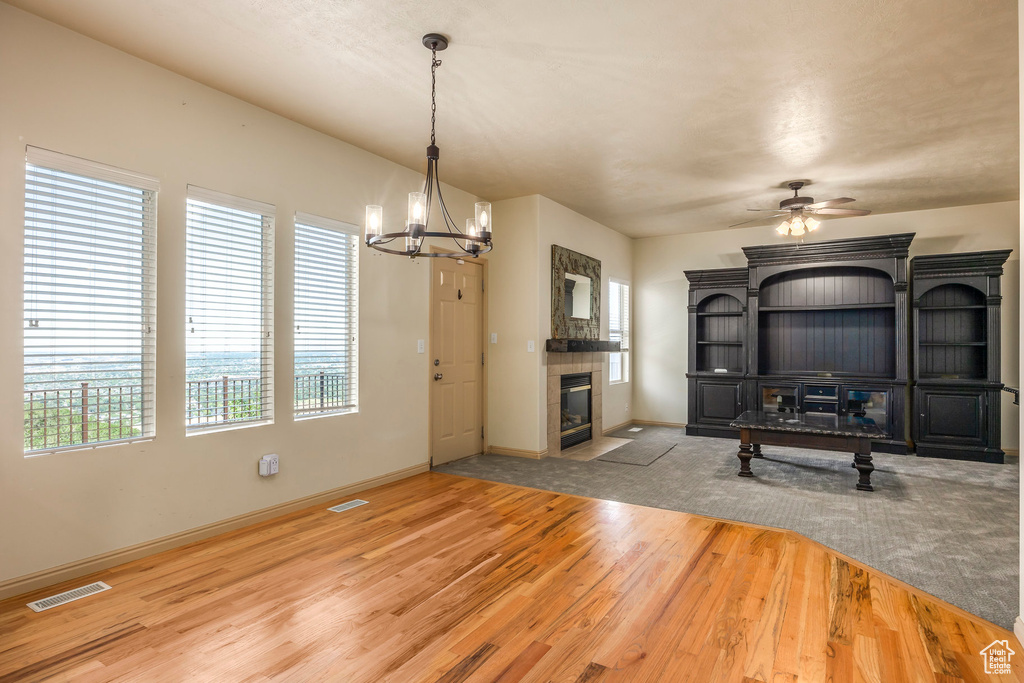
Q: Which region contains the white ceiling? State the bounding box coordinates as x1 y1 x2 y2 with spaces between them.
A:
7 0 1018 238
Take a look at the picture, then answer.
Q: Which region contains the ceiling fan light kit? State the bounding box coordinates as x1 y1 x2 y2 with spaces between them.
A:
734 181 871 237
364 33 493 259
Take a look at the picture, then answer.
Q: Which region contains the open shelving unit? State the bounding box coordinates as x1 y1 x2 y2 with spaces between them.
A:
911 251 1011 462
684 268 748 438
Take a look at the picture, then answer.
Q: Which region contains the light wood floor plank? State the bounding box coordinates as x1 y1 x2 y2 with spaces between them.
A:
0 472 1019 682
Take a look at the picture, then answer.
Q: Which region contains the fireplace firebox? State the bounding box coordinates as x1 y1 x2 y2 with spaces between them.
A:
560 373 592 449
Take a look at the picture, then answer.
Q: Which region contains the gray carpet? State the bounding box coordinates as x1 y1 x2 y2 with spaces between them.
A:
435 425 1020 628
595 439 676 466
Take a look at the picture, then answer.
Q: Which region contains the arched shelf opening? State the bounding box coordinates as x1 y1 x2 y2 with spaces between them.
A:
757 266 896 378
916 283 987 380
695 294 744 373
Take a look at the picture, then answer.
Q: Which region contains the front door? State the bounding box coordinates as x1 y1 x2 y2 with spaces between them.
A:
430 258 484 465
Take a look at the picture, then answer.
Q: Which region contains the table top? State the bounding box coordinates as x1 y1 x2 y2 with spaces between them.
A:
730 410 885 438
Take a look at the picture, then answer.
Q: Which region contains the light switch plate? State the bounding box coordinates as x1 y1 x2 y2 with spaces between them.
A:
417 339 425 353
527 340 535 352
490 333 497 344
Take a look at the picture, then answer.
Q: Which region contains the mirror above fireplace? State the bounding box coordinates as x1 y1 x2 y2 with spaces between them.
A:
551 244 600 339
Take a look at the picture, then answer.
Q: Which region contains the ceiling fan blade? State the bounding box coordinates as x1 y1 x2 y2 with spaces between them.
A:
746 208 783 212
806 197 855 209
812 208 871 216
729 213 786 228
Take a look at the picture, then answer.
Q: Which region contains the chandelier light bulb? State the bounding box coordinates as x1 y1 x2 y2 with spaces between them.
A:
409 192 426 226
475 202 492 236
365 205 382 239
805 216 820 232
777 221 790 236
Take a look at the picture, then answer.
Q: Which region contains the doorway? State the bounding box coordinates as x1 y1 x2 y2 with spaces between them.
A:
430 258 484 465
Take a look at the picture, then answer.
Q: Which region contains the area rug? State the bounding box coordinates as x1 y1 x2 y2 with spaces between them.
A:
595 439 676 466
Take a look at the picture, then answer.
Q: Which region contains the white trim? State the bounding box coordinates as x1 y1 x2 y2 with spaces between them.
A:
1015 616 1024 647
26 146 159 191
187 184 275 216
295 211 360 236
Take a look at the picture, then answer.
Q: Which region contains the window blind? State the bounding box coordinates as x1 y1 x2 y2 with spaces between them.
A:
23 147 158 454
609 281 630 383
294 212 359 417
185 186 274 431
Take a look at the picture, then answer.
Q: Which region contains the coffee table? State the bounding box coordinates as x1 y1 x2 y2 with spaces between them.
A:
729 410 885 491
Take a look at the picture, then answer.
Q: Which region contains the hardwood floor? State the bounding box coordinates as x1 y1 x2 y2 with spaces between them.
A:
0 472 1020 682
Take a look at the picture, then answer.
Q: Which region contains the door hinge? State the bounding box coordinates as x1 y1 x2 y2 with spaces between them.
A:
481 426 484 438
482 352 485 366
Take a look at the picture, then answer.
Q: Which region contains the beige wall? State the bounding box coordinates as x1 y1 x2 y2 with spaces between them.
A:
485 196 542 451
0 6 481 583
633 201 1021 449
484 195 634 453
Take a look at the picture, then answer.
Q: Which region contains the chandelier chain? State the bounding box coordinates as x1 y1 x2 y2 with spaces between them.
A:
430 48 441 146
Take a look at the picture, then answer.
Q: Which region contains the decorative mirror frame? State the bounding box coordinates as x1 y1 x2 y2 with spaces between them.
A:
551 244 601 339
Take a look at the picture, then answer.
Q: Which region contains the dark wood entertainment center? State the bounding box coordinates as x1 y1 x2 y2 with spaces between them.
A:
685 233 1010 461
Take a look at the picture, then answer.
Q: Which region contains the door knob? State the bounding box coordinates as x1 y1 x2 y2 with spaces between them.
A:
434 373 443 381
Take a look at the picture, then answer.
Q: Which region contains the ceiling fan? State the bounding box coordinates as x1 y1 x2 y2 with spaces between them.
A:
730 181 871 236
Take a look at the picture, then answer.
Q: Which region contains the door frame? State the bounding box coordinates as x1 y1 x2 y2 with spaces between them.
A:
427 248 489 466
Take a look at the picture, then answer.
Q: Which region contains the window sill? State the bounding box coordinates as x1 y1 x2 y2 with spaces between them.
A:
294 407 358 422
186 419 274 436
25 436 156 458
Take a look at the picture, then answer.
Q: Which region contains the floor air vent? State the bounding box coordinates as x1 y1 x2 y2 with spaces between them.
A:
27 581 111 612
328 499 368 513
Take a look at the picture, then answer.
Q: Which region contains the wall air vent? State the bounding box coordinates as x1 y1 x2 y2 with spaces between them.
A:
27 581 111 612
328 499 368 513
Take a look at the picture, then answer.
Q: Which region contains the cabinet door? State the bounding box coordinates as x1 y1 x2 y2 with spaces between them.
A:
916 388 985 445
842 387 891 436
696 380 743 424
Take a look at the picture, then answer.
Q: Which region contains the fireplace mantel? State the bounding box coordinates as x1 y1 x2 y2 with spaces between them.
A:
546 339 620 353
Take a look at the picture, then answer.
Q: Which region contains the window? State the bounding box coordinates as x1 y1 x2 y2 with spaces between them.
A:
185 187 274 431
23 147 157 454
293 212 359 418
609 280 630 383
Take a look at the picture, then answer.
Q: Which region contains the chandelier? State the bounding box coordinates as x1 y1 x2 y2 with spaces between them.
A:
364 33 493 259
776 213 820 237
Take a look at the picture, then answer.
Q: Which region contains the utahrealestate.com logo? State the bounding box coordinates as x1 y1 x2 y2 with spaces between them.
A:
980 639 1015 675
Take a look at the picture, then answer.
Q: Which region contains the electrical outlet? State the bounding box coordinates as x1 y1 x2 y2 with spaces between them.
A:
417 339 425 353
527 340 535 352
259 453 279 477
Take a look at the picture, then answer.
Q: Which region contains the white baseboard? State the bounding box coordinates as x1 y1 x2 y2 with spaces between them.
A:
630 419 687 429
602 421 632 435
1015 616 1024 645
0 462 429 602
487 445 548 459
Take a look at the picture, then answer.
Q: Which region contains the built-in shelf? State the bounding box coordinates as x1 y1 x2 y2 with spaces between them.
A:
696 340 743 346
917 305 987 310
696 311 744 317
919 341 986 347
759 303 896 312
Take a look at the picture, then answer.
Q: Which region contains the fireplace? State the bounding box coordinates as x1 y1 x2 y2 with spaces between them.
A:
560 373 592 449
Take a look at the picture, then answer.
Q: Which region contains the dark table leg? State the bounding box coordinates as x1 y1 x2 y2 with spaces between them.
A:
853 453 874 492
752 444 764 459
737 429 754 477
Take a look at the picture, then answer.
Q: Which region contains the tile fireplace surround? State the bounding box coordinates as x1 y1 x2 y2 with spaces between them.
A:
547 353 603 455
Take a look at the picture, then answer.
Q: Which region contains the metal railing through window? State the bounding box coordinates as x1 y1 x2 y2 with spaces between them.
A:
186 377 263 427
294 371 350 416
24 384 143 451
